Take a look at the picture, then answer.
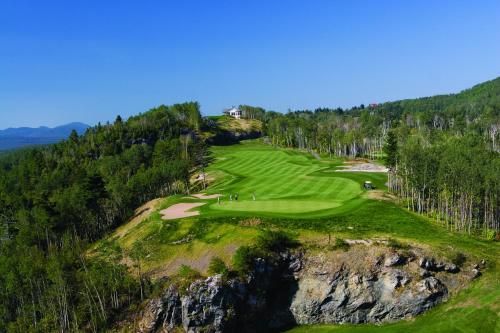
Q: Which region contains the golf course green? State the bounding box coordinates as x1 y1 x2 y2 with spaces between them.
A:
204 141 383 216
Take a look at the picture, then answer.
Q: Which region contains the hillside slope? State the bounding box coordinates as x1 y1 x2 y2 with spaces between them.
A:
97 140 499 333
362 76 500 124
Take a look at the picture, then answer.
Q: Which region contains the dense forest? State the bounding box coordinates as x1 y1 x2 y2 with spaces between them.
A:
260 78 500 234
0 102 207 331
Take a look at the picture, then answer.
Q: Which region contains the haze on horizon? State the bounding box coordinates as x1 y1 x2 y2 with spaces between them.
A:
1 0 500 129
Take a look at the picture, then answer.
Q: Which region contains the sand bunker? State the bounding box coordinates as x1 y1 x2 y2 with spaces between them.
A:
336 162 388 172
191 193 223 199
160 202 206 220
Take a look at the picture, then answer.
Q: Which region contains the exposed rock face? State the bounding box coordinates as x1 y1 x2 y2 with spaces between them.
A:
384 253 405 267
138 298 165 333
141 247 470 332
289 266 446 325
138 285 182 333
181 276 239 332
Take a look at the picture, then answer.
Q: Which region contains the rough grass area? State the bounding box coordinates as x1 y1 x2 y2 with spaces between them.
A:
89 196 259 277
215 115 262 132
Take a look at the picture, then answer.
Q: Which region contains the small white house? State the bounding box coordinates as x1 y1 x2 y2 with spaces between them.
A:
223 107 243 119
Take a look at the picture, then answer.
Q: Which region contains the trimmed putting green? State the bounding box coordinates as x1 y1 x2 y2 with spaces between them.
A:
205 141 377 216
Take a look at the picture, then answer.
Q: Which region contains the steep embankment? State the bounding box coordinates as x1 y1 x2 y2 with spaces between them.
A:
136 241 486 332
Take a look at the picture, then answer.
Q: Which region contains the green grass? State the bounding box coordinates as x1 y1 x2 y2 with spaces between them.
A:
204 140 382 217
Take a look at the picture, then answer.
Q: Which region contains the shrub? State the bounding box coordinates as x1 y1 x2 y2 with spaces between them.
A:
176 265 202 292
484 229 496 241
256 230 299 253
232 246 259 274
233 230 300 275
387 238 409 250
208 257 229 276
178 264 201 279
451 252 467 267
332 238 350 251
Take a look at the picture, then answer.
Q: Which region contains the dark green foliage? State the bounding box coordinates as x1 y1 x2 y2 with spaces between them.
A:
233 246 260 274
233 230 299 274
451 252 467 267
393 134 499 233
238 105 266 120
0 102 206 331
383 130 398 169
256 230 299 253
331 238 350 251
178 264 202 280
387 238 409 250
176 265 203 293
208 257 229 276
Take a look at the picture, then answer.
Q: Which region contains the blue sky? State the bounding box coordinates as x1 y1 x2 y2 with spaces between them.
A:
1 0 499 128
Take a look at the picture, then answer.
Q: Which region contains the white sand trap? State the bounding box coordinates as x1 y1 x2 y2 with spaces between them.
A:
336 162 388 173
191 193 223 199
160 202 206 220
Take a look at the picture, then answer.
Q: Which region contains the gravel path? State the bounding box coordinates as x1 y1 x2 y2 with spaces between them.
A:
336 162 388 172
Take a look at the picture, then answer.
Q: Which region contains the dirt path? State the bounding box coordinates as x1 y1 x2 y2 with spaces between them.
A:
160 202 206 220
191 193 223 199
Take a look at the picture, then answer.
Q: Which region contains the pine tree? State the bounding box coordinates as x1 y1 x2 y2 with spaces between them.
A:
383 130 398 170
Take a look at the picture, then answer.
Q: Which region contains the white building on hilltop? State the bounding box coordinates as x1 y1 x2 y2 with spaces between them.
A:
223 107 243 119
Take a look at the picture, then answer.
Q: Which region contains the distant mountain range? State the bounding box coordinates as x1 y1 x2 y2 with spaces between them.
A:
0 122 90 150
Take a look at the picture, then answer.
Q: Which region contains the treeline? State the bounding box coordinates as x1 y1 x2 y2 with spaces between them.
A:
263 78 500 157
257 78 500 234
386 132 499 234
265 108 387 158
238 104 266 120
0 102 207 331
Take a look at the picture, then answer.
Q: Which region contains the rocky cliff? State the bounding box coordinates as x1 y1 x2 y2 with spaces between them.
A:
138 243 478 333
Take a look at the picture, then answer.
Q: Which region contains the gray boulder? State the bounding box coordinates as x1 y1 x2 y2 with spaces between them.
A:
444 263 459 273
471 268 481 280
384 253 405 267
418 257 436 270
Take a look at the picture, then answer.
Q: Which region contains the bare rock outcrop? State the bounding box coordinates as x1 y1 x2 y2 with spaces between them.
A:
140 246 471 332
